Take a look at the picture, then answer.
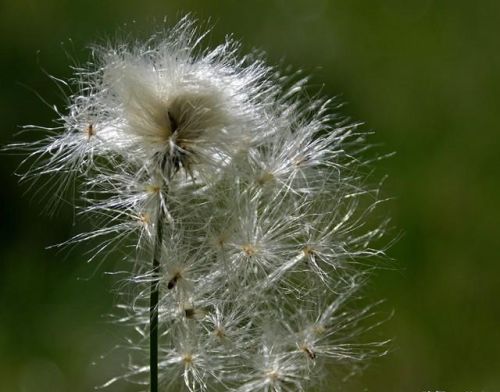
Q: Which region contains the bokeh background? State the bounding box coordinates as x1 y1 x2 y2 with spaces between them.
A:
1 1 499 391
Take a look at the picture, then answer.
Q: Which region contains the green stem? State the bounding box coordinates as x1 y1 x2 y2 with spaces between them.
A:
150 198 164 392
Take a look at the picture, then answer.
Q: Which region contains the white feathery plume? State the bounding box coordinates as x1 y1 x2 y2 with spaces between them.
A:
10 16 392 392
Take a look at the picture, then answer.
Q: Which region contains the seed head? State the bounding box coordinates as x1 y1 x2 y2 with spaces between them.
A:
11 16 392 392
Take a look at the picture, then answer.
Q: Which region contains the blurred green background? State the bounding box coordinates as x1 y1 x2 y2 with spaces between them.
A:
1 1 499 391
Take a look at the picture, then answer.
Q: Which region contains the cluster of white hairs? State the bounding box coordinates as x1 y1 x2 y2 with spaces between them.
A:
14 17 391 392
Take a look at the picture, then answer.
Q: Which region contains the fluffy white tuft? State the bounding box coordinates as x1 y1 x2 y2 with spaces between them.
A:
13 16 392 392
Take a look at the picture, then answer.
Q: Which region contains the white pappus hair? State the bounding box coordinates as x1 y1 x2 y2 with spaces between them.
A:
12 16 392 392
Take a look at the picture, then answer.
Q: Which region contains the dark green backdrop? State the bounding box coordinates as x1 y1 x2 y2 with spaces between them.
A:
1 1 499 391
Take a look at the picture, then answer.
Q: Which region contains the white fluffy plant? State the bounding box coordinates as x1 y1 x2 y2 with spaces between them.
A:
13 18 391 392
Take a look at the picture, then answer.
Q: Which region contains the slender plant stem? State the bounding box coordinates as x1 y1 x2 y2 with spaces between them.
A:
150 195 165 392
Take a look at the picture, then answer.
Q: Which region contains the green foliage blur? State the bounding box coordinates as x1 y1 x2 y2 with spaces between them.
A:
1 1 499 391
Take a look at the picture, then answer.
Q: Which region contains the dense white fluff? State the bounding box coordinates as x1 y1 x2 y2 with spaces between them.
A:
13 16 391 392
